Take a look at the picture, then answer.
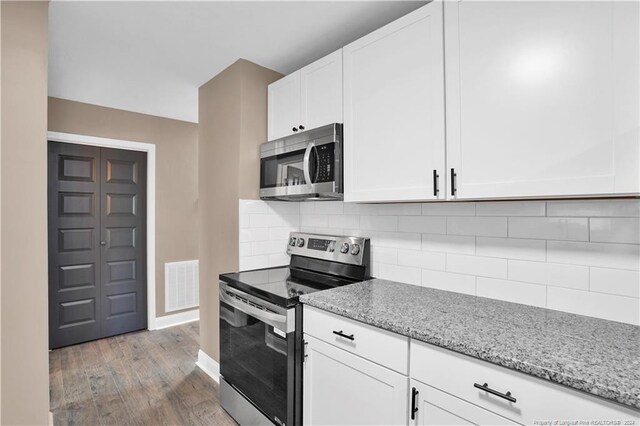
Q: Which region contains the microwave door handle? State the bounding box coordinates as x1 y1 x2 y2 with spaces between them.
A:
303 142 315 185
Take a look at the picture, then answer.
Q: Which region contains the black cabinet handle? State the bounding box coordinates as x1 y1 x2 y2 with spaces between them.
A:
411 387 419 420
450 168 457 196
474 382 516 403
433 170 439 196
292 127 298 132
299 125 305 130
332 330 354 341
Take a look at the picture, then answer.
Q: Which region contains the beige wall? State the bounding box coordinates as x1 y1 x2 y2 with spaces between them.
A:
198 59 281 360
1 2 50 424
48 97 199 318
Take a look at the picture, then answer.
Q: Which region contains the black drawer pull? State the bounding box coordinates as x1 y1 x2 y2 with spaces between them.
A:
474 382 516 403
411 387 419 420
332 330 355 341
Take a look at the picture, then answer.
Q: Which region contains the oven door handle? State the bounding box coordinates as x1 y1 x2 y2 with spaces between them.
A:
219 286 288 332
303 142 315 185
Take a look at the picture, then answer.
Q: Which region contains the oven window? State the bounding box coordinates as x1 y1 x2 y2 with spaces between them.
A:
220 300 288 424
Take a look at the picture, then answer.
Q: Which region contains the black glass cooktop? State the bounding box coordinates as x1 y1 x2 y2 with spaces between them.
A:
219 266 356 308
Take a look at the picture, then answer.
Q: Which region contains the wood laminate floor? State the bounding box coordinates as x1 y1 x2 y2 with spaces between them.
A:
49 321 237 426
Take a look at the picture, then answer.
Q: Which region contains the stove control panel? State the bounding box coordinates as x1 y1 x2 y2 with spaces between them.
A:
286 232 369 266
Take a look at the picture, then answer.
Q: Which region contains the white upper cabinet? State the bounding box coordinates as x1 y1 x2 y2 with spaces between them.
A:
445 1 640 199
268 71 302 141
343 1 446 202
301 49 343 131
268 50 342 141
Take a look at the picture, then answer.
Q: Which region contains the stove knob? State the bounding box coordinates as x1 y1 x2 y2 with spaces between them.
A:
340 242 349 254
297 238 305 247
328 241 336 253
350 243 361 255
289 237 297 246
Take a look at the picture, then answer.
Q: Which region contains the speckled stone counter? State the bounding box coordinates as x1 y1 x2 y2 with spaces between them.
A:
300 279 640 410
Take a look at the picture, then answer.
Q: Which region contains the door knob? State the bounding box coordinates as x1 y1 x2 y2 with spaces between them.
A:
100 241 107 246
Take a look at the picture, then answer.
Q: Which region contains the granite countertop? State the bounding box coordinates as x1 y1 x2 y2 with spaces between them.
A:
300 279 640 410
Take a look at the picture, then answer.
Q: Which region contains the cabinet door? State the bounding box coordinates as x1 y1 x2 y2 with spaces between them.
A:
268 71 302 141
410 380 516 426
445 1 640 199
301 49 343 130
343 1 445 202
303 334 409 426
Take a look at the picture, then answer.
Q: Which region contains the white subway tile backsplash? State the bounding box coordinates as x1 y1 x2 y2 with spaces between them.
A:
325 215 360 230
422 202 475 216
314 201 344 215
546 199 640 217
249 214 282 228
300 202 315 215
239 242 251 257
398 249 446 271
547 241 640 270
476 201 545 217
376 231 421 250
344 203 421 216
301 214 329 228
509 217 589 241
590 218 640 244
268 253 290 267
547 287 639 325
239 199 640 324
508 260 589 290
240 228 270 243
360 215 398 231
268 203 300 216
447 217 507 237
251 239 287 256
378 263 421 286
476 277 547 307
239 199 270 214
371 247 398 264
281 214 300 228
590 267 640 298
398 216 446 234
477 237 546 261
446 254 507 279
239 255 269 271
421 270 476 295
422 234 475 255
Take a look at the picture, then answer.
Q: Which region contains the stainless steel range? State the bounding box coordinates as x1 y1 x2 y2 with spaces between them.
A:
219 232 370 426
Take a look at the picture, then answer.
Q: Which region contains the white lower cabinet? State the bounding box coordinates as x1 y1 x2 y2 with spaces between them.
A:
302 334 409 426
302 307 640 425
410 379 515 425
411 340 640 425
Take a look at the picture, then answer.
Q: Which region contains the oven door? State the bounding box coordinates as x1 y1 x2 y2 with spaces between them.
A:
219 283 293 425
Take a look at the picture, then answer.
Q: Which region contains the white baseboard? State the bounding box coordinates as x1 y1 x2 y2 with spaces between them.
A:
196 349 220 383
152 309 199 330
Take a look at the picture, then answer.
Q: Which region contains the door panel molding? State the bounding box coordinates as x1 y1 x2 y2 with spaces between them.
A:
48 131 158 330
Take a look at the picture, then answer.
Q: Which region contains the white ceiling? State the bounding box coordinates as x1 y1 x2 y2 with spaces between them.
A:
48 1 425 123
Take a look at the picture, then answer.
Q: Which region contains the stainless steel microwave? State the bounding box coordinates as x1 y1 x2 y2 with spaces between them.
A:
259 123 343 201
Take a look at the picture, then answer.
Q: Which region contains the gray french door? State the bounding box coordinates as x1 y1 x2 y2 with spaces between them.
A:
48 142 147 349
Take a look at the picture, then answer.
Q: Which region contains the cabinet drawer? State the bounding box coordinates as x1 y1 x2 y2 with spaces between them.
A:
304 305 409 374
411 341 639 424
